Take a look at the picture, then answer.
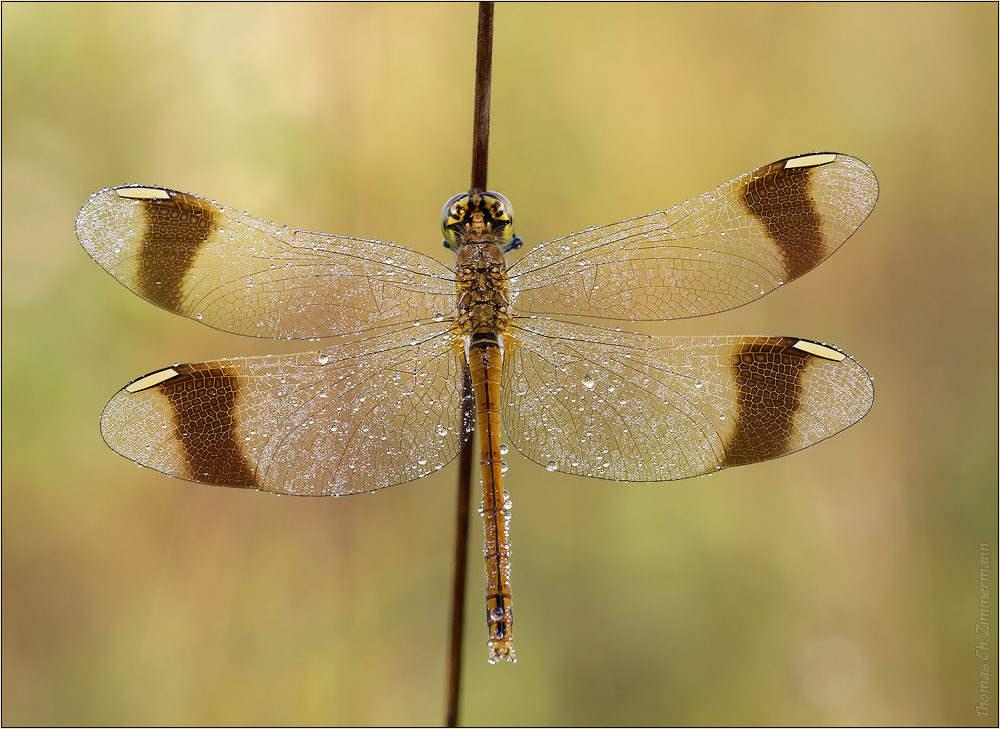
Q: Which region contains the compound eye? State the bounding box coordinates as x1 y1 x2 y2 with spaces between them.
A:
441 193 471 246
483 191 515 244
487 192 512 217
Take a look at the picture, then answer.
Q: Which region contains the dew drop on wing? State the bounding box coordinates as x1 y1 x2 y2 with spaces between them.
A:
546 460 557 471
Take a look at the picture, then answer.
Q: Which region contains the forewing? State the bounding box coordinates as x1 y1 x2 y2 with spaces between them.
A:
500 320 873 481
76 186 456 338
100 324 473 495
507 153 877 321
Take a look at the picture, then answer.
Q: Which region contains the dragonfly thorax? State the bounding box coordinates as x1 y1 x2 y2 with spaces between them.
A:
456 243 511 337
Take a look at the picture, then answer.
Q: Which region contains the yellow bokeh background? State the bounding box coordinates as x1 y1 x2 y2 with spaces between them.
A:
3 3 996 725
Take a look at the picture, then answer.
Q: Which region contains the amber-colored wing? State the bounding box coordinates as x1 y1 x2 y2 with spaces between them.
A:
507 153 877 321
76 186 456 339
500 319 873 481
100 324 472 494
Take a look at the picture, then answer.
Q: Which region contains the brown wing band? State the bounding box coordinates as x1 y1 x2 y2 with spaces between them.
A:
159 363 259 489
739 161 825 281
135 191 219 312
722 337 810 467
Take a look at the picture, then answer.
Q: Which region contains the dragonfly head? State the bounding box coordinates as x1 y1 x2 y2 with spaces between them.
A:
441 191 516 251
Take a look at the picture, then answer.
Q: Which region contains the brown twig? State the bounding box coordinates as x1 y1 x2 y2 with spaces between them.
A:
469 2 494 195
446 4 494 726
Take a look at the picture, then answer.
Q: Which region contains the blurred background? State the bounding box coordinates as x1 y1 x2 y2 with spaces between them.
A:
3 3 997 725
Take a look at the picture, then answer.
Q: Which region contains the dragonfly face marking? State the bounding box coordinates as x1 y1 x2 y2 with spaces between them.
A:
77 152 878 664
442 191 517 252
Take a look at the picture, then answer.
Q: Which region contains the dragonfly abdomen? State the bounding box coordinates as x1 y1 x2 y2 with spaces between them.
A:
466 328 515 663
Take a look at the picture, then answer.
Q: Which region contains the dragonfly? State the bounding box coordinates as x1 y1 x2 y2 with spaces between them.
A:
76 151 877 663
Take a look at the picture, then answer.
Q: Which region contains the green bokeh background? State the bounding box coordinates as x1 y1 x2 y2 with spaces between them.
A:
3 3 997 725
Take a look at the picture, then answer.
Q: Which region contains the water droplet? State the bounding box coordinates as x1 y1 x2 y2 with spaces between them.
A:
582 375 595 389
602 460 610 468
501 462 509 474
318 353 330 365
546 460 557 471
434 462 443 470
195 313 203 320
490 606 505 621
694 380 704 389
499 443 509 455
413 320 421 327
417 456 428 466
433 312 444 322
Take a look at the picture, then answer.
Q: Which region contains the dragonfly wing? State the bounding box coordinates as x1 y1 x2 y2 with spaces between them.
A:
500 320 873 481
507 153 877 321
101 324 473 495
76 186 456 338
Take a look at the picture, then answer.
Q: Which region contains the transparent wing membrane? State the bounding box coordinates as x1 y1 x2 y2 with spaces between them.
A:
501 319 873 481
76 187 456 339
80 153 877 489
508 154 877 321
101 324 472 495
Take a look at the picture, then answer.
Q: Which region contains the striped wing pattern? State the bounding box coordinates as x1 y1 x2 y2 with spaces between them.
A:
501 320 872 481
508 153 877 321
76 187 456 339
101 324 471 494
78 152 876 490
